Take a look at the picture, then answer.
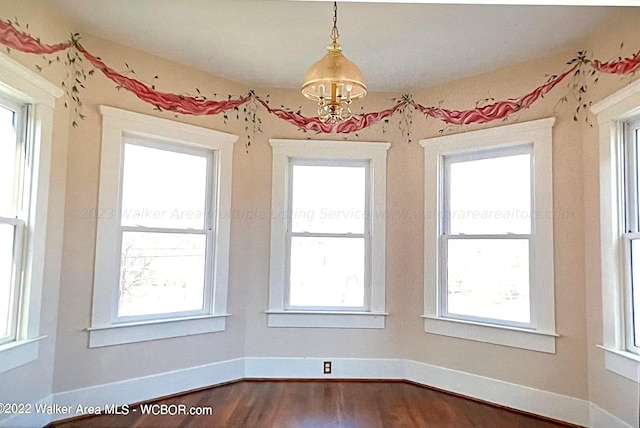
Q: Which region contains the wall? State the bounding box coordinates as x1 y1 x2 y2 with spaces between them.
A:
0 0 72 417
0 2 637 427
50 36 253 392
582 10 640 428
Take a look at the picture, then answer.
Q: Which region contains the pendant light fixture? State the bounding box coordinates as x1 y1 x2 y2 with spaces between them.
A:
301 2 367 124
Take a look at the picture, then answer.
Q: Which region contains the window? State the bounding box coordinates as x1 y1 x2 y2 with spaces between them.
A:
288 160 368 309
268 139 389 328
0 98 27 346
89 106 237 347
421 118 557 353
623 116 640 356
0 52 62 373
593 80 640 383
442 146 533 327
118 139 214 321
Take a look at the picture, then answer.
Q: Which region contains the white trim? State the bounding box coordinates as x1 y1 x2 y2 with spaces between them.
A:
0 336 45 374
0 394 53 428
98 106 238 144
0 52 62 108
597 345 640 383
589 403 635 428
0 52 61 373
420 117 555 148
244 357 403 379
266 311 387 328
591 79 640 119
592 81 640 379
403 359 589 427
87 315 230 348
50 359 244 422
421 316 557 353
318 1 640 6
420 118 556 351
7 357 595 427
90 106 237 347
267 139 389 328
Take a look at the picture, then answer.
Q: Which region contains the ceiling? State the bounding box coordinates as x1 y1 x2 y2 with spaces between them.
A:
52 0 624 92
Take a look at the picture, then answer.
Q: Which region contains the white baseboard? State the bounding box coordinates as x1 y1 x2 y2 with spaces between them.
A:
590 403 635 428
244 357 403 379
9 357 636 428
0 394 53 428
51 358 244 422
404 359 590 427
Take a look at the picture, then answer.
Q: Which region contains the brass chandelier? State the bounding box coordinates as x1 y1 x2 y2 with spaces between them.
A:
301 2 367 124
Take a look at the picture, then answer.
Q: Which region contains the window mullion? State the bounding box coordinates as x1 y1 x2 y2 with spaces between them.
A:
120 225 208 235
443 234 531 240
10 220 24 340
624 121 639 234
290 232 367 239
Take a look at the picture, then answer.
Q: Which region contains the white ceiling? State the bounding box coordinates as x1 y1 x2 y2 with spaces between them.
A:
52 0 624 92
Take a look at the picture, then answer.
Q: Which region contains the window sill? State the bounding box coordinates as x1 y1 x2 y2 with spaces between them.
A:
87 314 231 348
0 336 46 374
597 345 640 383
266 311 388 329
421 315 558 353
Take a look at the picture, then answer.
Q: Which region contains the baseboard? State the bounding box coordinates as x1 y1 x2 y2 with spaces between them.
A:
589 403 635 428
404 360 589 427
244 357 403 379
50 358 243 422
0 394 53 428
35 357 636 428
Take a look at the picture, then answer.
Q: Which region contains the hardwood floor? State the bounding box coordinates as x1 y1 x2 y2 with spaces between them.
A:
50 380 580 428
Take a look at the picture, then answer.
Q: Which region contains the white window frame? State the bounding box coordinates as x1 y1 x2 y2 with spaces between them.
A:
420 118 558 353
267 139 389 329
0 96 27 346
622 116 640 356
115 137 216 324
440 144 535 329
88 106 237 348
592 79 640 383
0 52 62 374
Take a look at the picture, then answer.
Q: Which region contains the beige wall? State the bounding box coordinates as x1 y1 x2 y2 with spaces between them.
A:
0 2 637 426
582 10 640 428
0 0 71 409
51 33 252 391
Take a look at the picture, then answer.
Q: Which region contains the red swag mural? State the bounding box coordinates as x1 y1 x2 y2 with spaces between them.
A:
413 66 579 125
0 19 71 54
591 51 640 75
0 18 638 133
76 44 250 116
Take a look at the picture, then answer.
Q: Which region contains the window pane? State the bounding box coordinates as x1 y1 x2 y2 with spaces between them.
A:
448 153 531 234
121 143 208 229
0 223 15 338
291 164 365 234
635 128 640 229
0 105 17 218
631 240 640 348
119 231 206 317
289 237 364 307
447 239 530 323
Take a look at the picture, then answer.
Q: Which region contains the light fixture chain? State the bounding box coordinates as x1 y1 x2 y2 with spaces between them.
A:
331 2 339 41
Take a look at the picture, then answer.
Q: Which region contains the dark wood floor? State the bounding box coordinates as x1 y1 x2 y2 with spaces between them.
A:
50 380 579 428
